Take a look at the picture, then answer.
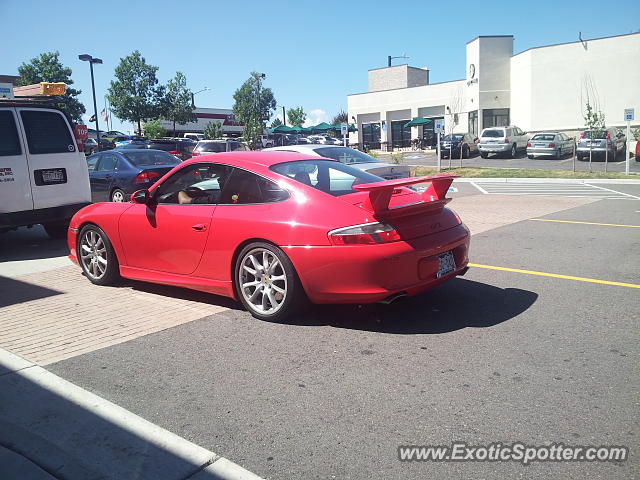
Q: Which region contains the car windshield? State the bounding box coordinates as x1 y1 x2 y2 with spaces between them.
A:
122 151 180 166
531 134 556 141
314 147 379 165
481 129 504 138
271 159 384 197
198 142 227 153
443 134 464 141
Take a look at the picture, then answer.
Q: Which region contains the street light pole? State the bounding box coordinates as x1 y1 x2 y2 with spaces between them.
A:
191 87 210 108
256 73 266 130
282 105 286 126
78 54 103 143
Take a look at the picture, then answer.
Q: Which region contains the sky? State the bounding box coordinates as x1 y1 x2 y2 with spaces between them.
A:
2 0 639 133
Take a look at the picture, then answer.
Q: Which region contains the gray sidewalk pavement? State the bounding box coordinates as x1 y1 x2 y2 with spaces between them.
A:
0 348 264 480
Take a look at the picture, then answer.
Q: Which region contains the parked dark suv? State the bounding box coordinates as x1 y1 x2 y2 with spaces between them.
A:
146 138 196 161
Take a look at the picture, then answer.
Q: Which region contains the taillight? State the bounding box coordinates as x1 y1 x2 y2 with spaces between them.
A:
191 151 200 156
328 222 401 245
504 138 510 143
167 150 180 155
549 143 556 148
606 131 611 139
527 143 531 148
134 171 161 184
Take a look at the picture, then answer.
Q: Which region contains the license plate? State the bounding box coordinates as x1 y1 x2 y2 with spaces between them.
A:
437 251 456 278
42 169 65 183
534 143 545 147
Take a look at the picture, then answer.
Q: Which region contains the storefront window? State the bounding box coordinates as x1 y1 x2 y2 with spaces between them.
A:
482 109 509 128
361 123 381 150
468 110 478 137
391 120 412 149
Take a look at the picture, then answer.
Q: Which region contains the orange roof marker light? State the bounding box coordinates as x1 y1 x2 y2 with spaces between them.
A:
13 82 66 97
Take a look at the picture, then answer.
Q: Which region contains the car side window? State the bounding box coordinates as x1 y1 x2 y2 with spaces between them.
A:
0 110 22 156
155 163 234 204
86 154 99 172
20 110 76 154
97 154 118 171
220 168 289 204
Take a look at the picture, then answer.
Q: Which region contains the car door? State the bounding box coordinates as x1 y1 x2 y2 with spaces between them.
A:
92 153 119 202
117 162 232 275
0 108 33 215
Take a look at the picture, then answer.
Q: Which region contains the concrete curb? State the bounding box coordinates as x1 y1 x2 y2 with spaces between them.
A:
0 348 264 480
452 177 640 184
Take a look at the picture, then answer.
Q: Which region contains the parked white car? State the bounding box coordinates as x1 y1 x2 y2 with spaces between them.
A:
264 145 411 180
526 132 575 159
478 125 528 158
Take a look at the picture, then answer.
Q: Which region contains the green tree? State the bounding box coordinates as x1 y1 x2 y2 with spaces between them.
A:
583 101 606 171
287 106 306 127
163 71 195 134
108 51 165 134
270 117 283 128
331 110 348 126
233 72 276 149
203 120 224 139
17 51 86 122
143 120 166 139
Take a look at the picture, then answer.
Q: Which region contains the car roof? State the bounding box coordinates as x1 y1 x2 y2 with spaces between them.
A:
265 145 324 154
181 150 336 169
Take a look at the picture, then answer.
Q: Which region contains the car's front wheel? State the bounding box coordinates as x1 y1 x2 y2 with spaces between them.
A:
78 224 120 285
111 188 126 202
235 242 305 321
43 221 69 239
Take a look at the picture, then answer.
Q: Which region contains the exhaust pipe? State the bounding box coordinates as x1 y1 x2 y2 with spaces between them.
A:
378 291 408 305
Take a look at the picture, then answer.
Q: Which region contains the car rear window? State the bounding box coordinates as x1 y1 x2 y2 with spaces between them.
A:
531 134 556 141
314 147 379 165
443 134 464 141
20 110 76 154
0 110 22 156
581 131 608 139
197 142 227 153
123 150 181 166
271 159 384 197
481 129 504 138
147 142 175 151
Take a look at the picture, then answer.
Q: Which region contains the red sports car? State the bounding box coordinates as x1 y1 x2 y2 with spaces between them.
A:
68 152 470 321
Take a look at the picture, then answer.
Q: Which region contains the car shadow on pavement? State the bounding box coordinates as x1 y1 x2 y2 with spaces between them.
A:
0 226 68 263
290 278 538 334
0 275 63 308
124 279 241 310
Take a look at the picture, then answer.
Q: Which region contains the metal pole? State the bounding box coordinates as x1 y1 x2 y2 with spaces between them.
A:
572 140 576 172
436 131 441 172
626 120 631 175
89 61 100 144
282 106 286 126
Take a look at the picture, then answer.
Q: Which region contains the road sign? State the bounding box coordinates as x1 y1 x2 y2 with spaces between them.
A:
340 122 348 134
624 108 634 121
434 119 444 134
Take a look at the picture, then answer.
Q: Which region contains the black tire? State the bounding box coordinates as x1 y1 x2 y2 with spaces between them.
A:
235 241 306 322
555 149 562 160
527 154 534 159
462 146 469 159
111 188 126 202
510 144 517 158
43 221 69 239
480 152 488 159
77 224 120 286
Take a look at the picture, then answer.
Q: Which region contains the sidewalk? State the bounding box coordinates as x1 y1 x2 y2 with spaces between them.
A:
0 348 264 480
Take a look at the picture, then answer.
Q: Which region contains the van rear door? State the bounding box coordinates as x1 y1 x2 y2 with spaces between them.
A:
17 108 91 210
0 108 34 216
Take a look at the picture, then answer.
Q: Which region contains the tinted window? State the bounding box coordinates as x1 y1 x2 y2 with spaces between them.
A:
147 142 175 152
86 154 99 172
271 159 384 197
97 154 118 171
221 168 289 204
0 110 22 156
20 110 75 154
314 147 379 165
481 129 504 138
197 142 227 153
154 163 233 204
123 150 180 167
442 134 464 141
531 134 556 141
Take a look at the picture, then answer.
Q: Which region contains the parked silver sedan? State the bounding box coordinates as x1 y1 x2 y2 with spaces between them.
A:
527 132 574 159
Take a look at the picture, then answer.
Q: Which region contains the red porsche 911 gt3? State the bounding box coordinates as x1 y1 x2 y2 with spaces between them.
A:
68 151 470 321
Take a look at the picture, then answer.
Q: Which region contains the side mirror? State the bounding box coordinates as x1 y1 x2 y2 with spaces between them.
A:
131 189 150 204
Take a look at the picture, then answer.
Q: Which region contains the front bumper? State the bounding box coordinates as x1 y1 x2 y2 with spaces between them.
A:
285 224 470 304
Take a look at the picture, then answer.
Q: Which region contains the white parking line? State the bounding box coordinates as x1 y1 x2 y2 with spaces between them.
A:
470 182 489 194
584 183 640 200
472 182 638 199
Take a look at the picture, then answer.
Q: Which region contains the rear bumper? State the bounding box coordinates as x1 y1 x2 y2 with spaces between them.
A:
478 143 510 153
527 147 557 157
576 147 614 156
285 224 470 304
0 202 90 231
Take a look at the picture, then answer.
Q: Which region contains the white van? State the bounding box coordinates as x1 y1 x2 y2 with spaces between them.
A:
183 133 204 142
0 102 91 238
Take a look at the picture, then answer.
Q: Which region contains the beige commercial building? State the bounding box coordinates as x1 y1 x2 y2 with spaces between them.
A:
348 33 640 150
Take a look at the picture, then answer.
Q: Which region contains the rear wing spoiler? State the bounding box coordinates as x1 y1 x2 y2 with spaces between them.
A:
353 174 458 217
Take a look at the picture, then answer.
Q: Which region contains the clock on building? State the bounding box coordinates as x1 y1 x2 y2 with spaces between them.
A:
469 63 476 79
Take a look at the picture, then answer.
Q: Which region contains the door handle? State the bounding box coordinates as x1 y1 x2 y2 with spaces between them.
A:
191 224 207 231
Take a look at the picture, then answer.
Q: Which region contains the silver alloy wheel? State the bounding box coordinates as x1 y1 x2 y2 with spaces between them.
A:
239 247 287 315
80 230 108 280
111 190 125 202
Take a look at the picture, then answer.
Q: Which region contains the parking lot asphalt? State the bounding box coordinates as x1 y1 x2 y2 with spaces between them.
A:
382 150 640 174
43 194 639 480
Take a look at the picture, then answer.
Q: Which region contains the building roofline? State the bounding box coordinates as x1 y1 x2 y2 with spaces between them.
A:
348 78 465 97
466 35 514 45
512 31 640 57
367 64 428 72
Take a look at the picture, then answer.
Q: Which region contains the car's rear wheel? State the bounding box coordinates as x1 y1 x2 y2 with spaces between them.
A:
527 154 534 159
78 224 120 285
111 189 126 202
235 242 305 321
462 145 469 158
480 152 488 159
510 144 517 158
43 221 69 239
555 148 562 159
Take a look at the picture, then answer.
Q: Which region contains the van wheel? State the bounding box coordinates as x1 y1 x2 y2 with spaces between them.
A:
78 224 120 285
43 221 69 239
111 189 126 202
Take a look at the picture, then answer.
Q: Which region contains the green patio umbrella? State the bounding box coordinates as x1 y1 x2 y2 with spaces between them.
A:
404 117 433 128
312 122 333 131
272 124 295 133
